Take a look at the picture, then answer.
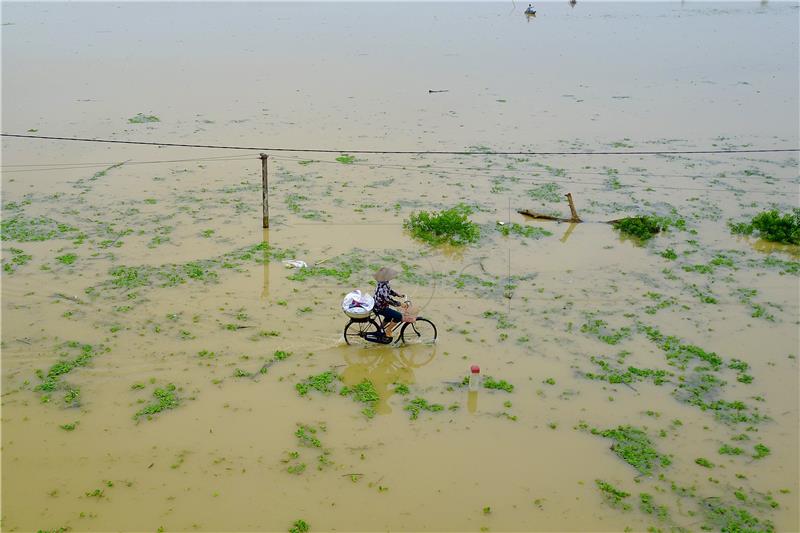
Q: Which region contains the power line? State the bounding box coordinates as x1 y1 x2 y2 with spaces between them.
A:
0 155 257 174
0 153 256 169
3 133 799 156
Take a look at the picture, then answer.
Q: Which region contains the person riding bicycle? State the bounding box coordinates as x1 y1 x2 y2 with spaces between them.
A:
373 267 406 339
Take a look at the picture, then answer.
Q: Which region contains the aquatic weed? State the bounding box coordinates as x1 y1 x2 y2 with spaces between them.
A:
0 216 79 242
595 480 631 510
289 520 309 533
483 377 514 393
341 379 379 418
128 113 160 124
699 497 774 533
134 384 179 420
404 204 480 246
404 397 444 420
591 425 671 475
296 370 338 396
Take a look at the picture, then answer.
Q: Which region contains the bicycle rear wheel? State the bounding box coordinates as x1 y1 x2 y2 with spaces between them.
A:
400 318 437 345
344 319 380 345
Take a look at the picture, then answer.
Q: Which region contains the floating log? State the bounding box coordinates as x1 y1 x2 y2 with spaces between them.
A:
518 192 582 222
518 192 630 224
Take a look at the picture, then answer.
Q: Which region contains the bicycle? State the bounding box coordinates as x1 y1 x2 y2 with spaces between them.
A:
343 297 438 346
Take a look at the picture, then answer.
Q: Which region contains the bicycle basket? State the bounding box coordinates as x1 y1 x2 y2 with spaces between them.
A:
402 304 419 323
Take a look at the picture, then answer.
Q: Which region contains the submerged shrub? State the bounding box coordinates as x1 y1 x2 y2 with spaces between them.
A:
752 209 800 244
729 209 800 244
404 204 480 246
613 216 667 241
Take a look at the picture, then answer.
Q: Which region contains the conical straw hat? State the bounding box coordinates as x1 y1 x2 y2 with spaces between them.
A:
373 267 398 282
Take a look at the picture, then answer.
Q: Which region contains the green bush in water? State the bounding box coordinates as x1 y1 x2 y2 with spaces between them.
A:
404 204 480 246
752 209 800 244
729 209 800 244
613 216 664 241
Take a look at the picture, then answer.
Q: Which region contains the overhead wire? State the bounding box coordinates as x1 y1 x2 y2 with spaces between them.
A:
3 132 799 156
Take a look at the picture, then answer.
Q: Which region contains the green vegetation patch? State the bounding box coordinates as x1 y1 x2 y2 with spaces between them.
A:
729 209 800 245
295 424 322 448
35 342 105 405
582 356 671 386
483 376 514 393
527 182 562 202
700 498 774 533
296 370 338 396
612 215 685 241
2 247 32 273
1 216 79 242
99 242 292 295
591 425 671 475
56 253 77 265
335 154 356 164
128 113 160 124
134 383 179 420
404 397 444 420
289 519 310 533
497 222 552 239
288 253 374 282
639 493 670 521
404 204 480 246
595 480 631 510
581 317 632 345
340 379 380 418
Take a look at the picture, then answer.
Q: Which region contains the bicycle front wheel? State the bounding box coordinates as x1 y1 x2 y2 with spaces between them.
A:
400 318 437 345
344 319 380 346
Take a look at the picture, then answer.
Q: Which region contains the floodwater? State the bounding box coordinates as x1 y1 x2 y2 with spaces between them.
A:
1 2 799 532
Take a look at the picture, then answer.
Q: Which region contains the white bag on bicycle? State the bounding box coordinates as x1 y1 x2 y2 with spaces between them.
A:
342 290 374 319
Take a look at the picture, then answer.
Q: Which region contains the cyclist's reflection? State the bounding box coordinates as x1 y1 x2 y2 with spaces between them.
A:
340 345 437 415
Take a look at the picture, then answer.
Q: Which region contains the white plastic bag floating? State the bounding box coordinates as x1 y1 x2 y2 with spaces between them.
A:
342 289 374 319
282 259 308 269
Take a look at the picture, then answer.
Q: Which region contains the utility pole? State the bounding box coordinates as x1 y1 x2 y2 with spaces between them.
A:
260 153 269 228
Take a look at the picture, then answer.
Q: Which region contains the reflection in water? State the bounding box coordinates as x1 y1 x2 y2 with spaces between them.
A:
261 228 270 299
560 221 578 243
467 390 478 413
749 237 800 257
341 345 437 414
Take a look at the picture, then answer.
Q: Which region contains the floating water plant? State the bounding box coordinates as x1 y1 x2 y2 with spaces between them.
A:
497 222 552 239
335 154 356 164
0 216 79 242
527 183 562 202
404 204 480 246
134 383 179 420
403 397 444 420
296 370 338 396
128 113 160 124
591 425 671 475
612 215 684 241
699 498 774 533
289 519 309 533
595 480 631 510
483 377 514 392
35 342 104 403
2 247 32 273
341 379 380 418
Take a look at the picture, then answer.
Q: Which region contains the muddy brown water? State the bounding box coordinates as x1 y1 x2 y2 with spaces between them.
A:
2 2 799 532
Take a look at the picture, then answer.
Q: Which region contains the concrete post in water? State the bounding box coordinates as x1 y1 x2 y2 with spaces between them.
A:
565 193 582 223
261 153 269 228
